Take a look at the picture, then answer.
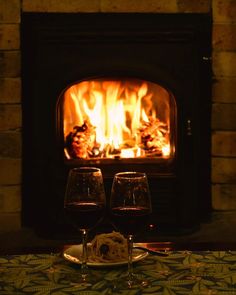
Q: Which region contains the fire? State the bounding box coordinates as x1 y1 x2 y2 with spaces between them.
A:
63 79 172 159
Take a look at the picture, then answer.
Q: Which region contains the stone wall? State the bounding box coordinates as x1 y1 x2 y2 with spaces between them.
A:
212 0 236 209
0 0 21 230
0 0 235 231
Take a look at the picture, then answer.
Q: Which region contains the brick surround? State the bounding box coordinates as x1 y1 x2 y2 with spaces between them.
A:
0 0 236 231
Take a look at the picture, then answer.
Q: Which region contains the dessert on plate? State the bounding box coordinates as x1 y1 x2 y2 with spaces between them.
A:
90 231 128 262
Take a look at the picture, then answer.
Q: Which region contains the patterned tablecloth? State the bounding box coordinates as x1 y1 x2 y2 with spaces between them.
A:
0 250 236 294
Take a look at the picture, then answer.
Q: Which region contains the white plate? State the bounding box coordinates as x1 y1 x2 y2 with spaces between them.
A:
63 243 149 267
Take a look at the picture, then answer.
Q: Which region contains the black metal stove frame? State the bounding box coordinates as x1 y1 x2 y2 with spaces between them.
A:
21 12 212 238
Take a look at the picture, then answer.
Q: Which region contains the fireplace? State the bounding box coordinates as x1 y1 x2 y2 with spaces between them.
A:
21 12 212 237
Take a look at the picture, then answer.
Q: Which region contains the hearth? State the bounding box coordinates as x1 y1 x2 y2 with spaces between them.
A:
21 12 212 237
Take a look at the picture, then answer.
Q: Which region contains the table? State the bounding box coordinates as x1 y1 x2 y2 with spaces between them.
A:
1 244 236 294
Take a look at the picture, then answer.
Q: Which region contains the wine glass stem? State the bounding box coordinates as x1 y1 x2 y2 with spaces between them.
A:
81 229 88 277
127 234 134 281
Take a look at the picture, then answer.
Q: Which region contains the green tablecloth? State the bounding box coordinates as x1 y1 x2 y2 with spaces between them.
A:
0 250 236 294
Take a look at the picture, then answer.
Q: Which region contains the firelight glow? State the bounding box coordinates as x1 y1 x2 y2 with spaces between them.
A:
63 78 173 160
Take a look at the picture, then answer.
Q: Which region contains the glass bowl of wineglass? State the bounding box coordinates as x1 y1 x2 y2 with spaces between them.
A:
109 171 152 289
64 167 106 284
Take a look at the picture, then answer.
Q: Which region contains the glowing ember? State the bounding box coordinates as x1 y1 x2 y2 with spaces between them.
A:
63 79 173 159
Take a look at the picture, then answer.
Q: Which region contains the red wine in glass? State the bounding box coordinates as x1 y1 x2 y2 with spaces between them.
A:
109 171 152 289
64 167 106 284
111 206 151 236
65 201 105 230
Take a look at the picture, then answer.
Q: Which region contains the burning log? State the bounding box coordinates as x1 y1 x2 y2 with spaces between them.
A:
139 118 169 155
65 121 98 159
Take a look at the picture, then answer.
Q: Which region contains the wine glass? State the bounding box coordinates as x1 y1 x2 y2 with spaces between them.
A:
109 171 152 289
64 167 106 283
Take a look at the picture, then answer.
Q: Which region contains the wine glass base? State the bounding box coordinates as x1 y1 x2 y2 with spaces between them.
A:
113 273 149 290
64 269 103 286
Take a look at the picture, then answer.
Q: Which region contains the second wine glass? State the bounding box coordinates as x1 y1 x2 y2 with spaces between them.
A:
64 167 106 284
109 171 152 289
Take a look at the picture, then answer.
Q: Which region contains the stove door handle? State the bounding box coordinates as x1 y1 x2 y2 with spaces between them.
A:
186 119 192 136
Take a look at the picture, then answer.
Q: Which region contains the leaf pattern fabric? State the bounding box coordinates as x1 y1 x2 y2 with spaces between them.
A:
0 251 236 294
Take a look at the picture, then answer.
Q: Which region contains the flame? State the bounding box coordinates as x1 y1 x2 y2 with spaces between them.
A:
162 144 170 157
63 79 172 159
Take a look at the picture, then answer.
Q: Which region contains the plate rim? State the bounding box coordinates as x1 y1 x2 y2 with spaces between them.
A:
63 243 149 267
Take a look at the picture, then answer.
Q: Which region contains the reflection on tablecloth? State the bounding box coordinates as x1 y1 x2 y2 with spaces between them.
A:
0 250 236 294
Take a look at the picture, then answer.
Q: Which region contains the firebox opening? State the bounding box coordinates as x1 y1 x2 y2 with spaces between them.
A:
61 78 176 162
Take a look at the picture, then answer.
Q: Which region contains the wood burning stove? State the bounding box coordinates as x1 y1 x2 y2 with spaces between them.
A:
21 13 212 238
